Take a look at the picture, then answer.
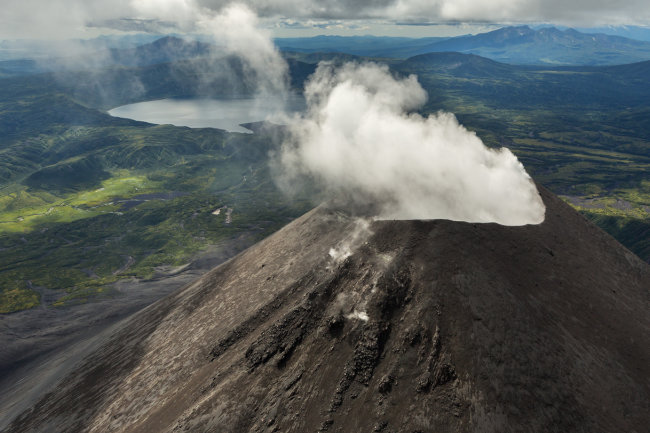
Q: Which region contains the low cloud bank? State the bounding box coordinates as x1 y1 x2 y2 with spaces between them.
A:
196 3 288 97
46 3 289 109
275 62 545 225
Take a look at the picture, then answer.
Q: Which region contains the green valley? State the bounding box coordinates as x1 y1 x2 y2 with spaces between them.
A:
0 83 313 312
1 38 649 314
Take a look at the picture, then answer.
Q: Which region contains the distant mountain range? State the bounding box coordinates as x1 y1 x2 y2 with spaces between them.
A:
3 26 650 77
120 30 650 67
277 26 650 65
416 26 650 65
0 36 215 77
571 25 650 42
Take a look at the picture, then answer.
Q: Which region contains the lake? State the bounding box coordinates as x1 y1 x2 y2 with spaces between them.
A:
108 95 305 133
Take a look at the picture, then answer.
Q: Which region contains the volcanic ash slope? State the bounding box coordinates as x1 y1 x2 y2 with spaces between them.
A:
7 187 650 433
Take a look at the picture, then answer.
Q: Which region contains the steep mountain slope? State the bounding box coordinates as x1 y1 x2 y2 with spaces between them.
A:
5 186 649 432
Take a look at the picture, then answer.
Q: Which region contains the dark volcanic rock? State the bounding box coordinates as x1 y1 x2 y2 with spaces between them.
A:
4 186 650 433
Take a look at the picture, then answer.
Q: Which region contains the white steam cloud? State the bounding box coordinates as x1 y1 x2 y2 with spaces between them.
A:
328 218 372 264
12 0 545 226
195 3 288 96
43 3 289 108
276 62 545 225
154 3 288 99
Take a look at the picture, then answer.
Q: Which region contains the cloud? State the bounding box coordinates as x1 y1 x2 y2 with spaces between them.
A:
274 62 545 225
1 0 650 39
24 2 287 115
204 0 650 25
196 3 288 96
275 19 370 31
87 18 180 33
328 218 372 264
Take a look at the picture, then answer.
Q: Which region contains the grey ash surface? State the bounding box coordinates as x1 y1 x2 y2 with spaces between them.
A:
0 234 257 431
4 186 649 432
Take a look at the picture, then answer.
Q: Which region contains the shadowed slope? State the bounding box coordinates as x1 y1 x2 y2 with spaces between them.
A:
6 186 649 433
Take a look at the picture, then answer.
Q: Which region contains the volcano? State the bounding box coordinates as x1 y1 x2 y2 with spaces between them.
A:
5 186 649 433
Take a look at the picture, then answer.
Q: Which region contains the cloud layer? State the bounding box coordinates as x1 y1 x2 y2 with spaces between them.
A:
197 3 288 96
275 62 545 225
2 0 650 39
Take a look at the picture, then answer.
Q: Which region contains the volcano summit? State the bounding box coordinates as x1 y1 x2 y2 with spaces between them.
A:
4 186 649 433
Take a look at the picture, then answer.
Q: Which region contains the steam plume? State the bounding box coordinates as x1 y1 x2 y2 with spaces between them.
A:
47 3 289 108
195 3 288 96
3 0 650 40
276 62 545 225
